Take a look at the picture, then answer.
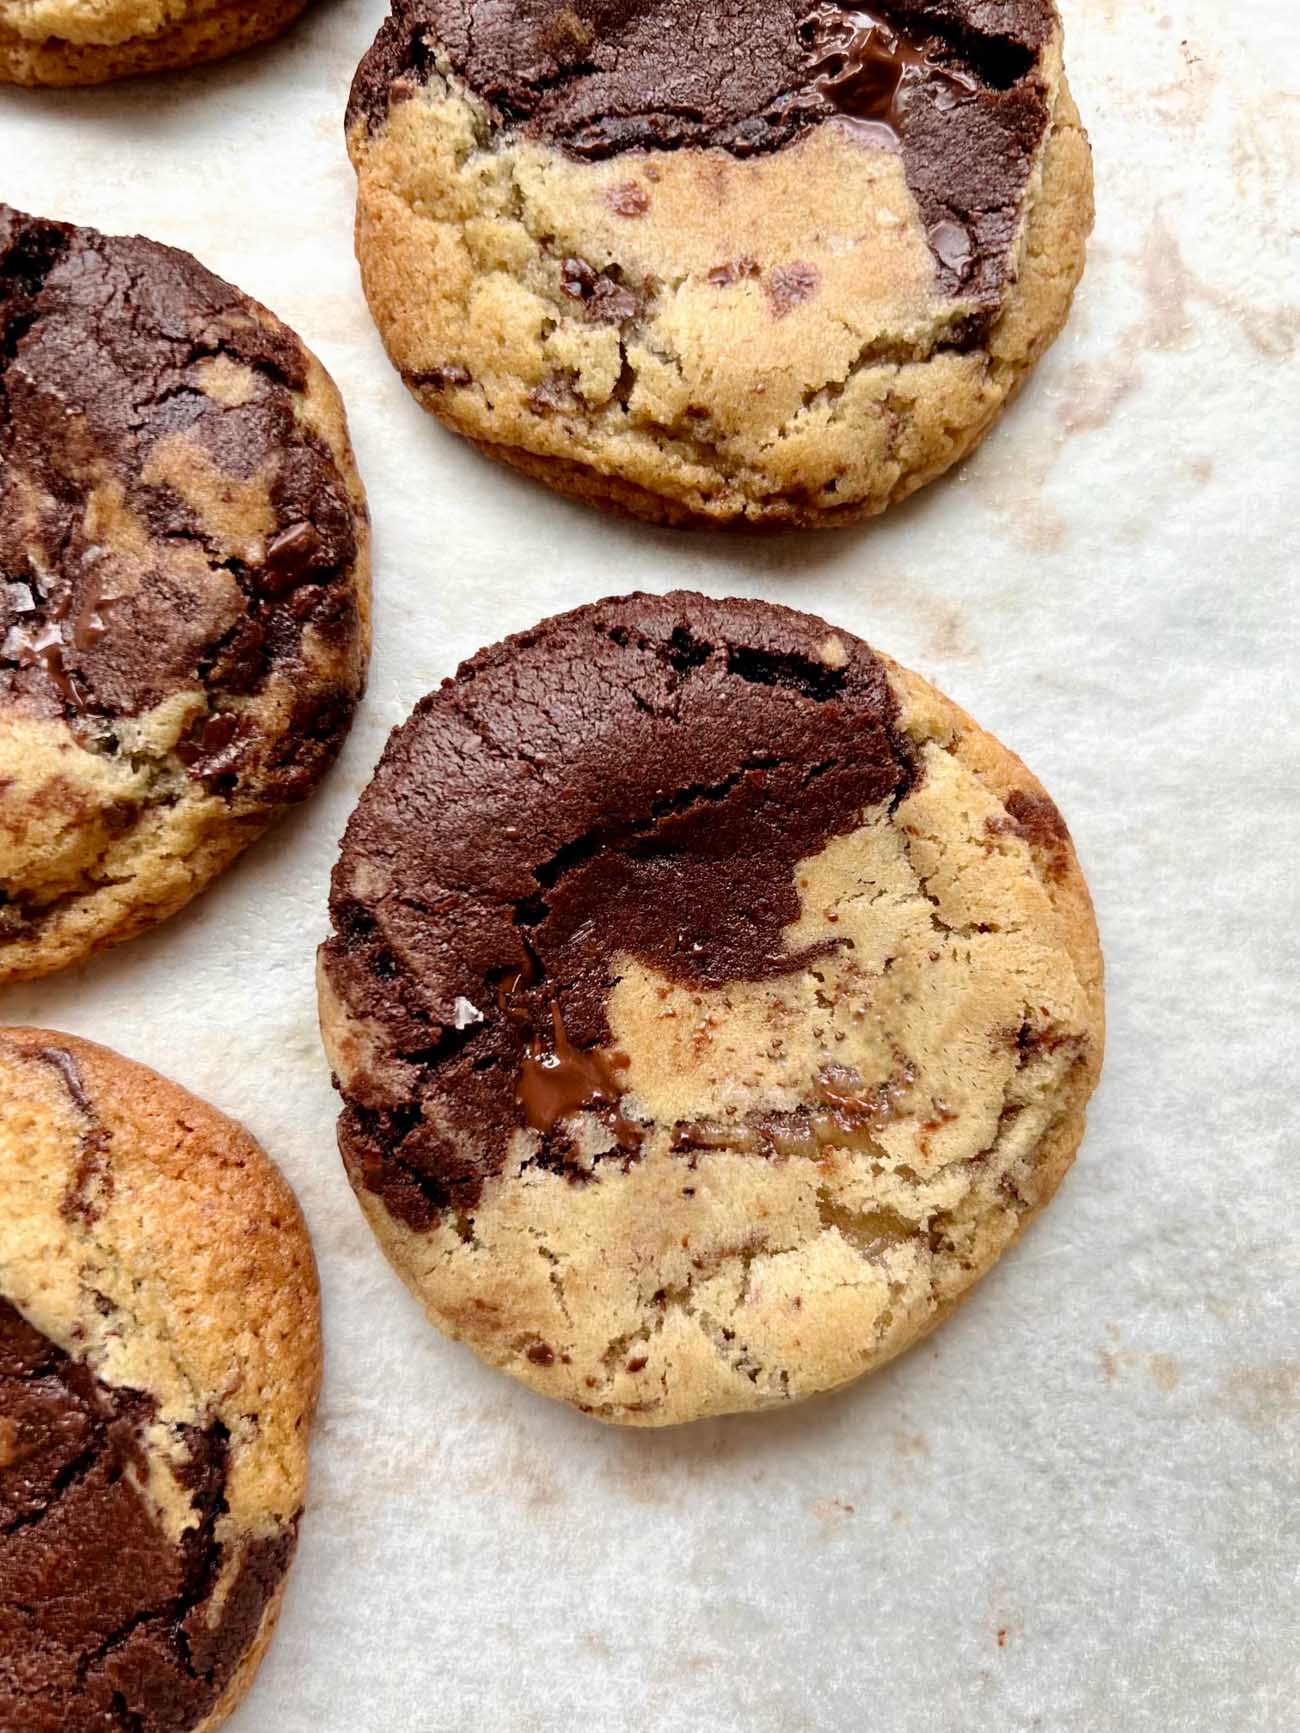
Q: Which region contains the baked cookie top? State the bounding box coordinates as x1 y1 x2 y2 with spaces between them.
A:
0 0 265 50
345 0 1091 525
0 0 188 48
0 0 311 85
0 206 370 983
319 593 1104 1424
0 1027 320 1732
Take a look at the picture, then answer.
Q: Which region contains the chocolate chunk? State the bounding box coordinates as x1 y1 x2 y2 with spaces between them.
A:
605 180 650 217
526 373 581 413
0 1297 295 1733
322 593 917 1228
406 362 474 390
707 257 761 288
347 0 1055 298
174 711 246 781
559 257 640 323
766 260 821 316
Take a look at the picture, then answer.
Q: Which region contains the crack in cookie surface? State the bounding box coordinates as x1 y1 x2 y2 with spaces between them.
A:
320 593 1104 1423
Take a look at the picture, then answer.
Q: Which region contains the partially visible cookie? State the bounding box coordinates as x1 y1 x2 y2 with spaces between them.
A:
0 0 309 85
319 592 1104 1426
0 1026 320 1732
346 0 1093 527
0 205 370 985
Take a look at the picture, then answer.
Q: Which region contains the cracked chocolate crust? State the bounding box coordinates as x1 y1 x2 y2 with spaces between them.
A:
0 1300 294 1733
0 205 370 982
349 0 1053 304
322 592 917 1227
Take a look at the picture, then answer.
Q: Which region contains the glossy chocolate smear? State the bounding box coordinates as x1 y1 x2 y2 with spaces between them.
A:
0 204 360 795
348 0 1055 299
322 592 917 1227
804 5 981 143
0 1297 294 1733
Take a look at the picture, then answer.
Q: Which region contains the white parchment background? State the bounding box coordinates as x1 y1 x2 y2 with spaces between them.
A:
3 0 1298 1726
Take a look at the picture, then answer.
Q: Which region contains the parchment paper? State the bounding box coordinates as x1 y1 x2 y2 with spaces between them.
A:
3 0 1298 1726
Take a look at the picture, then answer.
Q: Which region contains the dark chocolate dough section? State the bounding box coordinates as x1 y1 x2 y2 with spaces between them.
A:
0 204 362 799
347 0 1055 298
0 1297 294 1733
322 592 916 1228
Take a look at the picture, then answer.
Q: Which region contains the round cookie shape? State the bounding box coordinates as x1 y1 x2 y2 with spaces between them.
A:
0 205 370 985
346 0 1093 527
0 1027 320 1732
319 592 1104 1425
0 0 309 85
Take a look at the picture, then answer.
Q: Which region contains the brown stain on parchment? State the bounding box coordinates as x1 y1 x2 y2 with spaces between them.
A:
1097 1338 1183 1394
1223 1363 1300 1434
922 601 980 662
808 1496 856 1523
1147 1353 1182 1394
603 1423 753 1508
977 199 1298 548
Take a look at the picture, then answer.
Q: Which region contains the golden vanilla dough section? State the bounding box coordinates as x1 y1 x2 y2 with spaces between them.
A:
0 0 185 46
354 97 939 428
348 25 1093 525
0 703 262 983
327 670 1103 1426
0 1028 318 1542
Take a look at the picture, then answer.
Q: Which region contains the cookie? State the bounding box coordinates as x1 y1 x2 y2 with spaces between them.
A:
318 593 1104 1426
345 0 1093 528
0 0 309 85
0 1027 320 1731
0 205 370 985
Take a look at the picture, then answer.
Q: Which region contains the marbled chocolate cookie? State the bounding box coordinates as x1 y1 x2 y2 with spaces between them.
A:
0 206 370 985
0 1026 320 1732
319 593 1104 1425
0 0 309 85
346 0 1093 527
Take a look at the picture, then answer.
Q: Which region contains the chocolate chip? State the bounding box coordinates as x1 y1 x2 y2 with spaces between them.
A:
526 374 580 414
560 257 640 324
766 261 821 317
707 257 761 288
606 181 650 217
408 363 473 390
